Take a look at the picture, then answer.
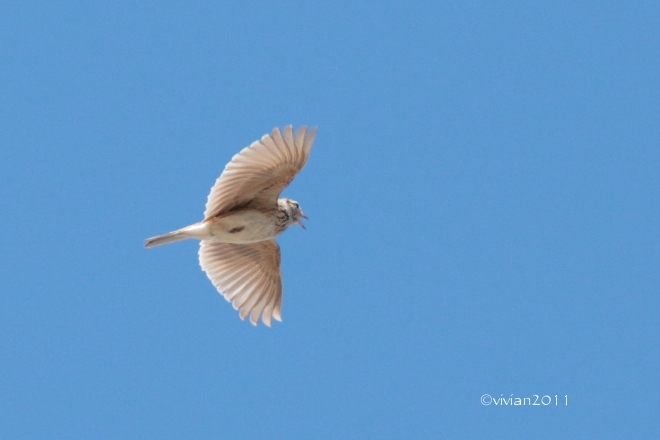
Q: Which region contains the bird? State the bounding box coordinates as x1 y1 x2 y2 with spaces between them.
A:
145 125 317 326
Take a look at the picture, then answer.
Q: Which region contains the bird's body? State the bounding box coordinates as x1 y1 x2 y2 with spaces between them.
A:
145 199 301 246
208 207 282 243
145 126 316 326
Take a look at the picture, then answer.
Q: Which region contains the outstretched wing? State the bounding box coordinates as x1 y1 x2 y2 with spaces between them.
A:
199 239 283 326
204 126 317 219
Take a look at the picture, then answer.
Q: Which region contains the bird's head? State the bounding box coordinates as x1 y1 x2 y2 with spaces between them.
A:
279 198 308 229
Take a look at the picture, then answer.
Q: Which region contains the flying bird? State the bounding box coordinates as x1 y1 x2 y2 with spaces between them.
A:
145 126 317 326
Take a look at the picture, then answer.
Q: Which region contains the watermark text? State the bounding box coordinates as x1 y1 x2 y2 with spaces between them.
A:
481 394 568 406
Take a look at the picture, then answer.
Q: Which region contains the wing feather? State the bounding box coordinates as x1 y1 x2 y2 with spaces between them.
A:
259 277 276 327
234 271 267 310
199 240 283 326
283 126 297 163
270 128 291 163
272 280 283 322
204 126 317 219
249 287 271 326
239 277 268 319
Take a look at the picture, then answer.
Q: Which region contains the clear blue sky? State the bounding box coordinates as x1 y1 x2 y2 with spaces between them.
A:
1 1 658 438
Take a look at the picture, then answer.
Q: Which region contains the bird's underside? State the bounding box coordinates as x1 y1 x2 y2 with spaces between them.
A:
207 208 282 244
145 125 316 326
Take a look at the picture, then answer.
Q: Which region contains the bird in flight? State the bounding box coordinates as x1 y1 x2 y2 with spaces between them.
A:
145 125 317 326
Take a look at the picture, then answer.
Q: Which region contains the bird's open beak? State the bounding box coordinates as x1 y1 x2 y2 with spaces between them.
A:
296 212 308 229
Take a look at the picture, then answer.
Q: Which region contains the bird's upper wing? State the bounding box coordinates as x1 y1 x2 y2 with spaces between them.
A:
199 239 283 326
204 126 317 219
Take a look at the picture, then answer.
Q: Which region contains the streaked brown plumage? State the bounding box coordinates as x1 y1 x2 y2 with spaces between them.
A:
145 126 316 326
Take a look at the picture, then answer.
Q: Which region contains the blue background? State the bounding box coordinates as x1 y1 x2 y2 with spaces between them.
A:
1 1 658 438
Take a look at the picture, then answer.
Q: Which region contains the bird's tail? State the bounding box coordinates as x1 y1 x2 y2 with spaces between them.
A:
145 222 210 248
144 230 190 248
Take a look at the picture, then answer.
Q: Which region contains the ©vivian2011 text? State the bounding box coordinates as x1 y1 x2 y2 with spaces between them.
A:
481 394 568 406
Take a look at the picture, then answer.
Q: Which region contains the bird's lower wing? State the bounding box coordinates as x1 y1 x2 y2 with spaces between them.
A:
199 240 283 326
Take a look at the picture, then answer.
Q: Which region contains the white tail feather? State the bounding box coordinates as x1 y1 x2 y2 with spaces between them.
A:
144 230 189 248
144 222 211 248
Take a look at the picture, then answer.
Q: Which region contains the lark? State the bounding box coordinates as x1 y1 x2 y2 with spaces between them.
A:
145 126 317 326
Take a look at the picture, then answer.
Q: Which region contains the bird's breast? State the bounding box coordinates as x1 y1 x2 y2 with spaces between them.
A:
206 209 280 244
